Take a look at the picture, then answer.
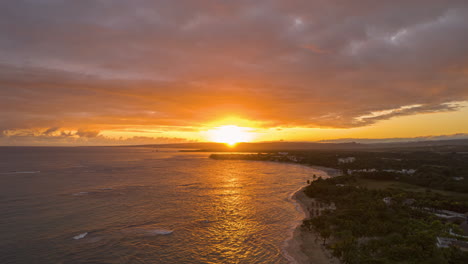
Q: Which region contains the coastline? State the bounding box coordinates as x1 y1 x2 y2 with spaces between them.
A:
304 165 342 178
283 170 341 264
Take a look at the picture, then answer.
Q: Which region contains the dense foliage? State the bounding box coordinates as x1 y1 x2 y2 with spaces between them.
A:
300 151 468 192
210 150 468 192
302 176 468 264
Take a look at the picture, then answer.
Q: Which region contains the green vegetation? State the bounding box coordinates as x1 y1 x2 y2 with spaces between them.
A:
355 178 468 200
210 150 468 262
302 176 468 264
292 150 468 192
210 150 468 193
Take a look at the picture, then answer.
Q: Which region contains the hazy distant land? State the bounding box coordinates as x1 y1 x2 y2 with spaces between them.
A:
130 138 468 153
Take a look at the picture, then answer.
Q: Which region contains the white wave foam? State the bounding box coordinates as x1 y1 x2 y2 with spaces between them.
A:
146 229 173 235
282 185 309 264
73 232 88 240
72 192 89 196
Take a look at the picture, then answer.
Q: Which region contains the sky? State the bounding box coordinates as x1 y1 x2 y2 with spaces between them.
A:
1 0 468 146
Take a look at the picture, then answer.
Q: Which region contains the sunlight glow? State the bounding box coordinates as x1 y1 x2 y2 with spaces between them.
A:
207 125 254 146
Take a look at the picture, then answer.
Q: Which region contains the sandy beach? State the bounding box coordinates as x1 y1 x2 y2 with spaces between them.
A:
284 169 342 264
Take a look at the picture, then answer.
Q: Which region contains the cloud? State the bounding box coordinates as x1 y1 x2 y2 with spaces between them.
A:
43 127 60 135
302 44 330 54
350 102 462 127
0 0 467 138
318 133 468 144
0 127 195 146
75 129 100 138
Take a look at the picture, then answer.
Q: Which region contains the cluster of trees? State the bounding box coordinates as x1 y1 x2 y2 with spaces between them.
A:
302 176 468 264
402 165 468 193
211 150 468 193
340 151 468 193
354 165 468 193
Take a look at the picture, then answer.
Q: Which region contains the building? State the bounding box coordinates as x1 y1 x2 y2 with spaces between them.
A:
436 237 468 251
383 197 392 205
338 157 356 164
437 237 455 248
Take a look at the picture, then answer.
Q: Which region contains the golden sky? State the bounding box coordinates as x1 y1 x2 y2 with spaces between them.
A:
1 1 468 145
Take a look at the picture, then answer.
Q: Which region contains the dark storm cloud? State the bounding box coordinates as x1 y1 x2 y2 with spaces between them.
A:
1 0 468 134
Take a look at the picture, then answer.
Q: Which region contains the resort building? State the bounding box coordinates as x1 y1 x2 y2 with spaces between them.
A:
338 157 356 164
436 237 468 251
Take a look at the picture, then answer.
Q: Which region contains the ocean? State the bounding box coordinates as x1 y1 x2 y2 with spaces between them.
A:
0 147 329 264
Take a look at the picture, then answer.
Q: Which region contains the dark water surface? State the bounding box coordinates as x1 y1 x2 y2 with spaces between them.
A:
0 147 328 264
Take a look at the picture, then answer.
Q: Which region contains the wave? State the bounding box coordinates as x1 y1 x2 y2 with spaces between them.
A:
0 171 40 174
177 182 201 187
72 192 89 196
73 232 88 240
197 219 215 224
70 185 150 196
282 185 309 264
120 224 174 236
145 229 173 236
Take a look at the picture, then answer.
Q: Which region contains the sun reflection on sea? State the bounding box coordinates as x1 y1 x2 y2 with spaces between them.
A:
197 161 268 262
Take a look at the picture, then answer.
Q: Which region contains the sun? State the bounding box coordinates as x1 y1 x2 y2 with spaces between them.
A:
207 125 254 146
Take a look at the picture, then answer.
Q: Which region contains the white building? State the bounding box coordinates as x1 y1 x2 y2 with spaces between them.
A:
383 197 392 205
437 237 456 248
436 237 468 251
338 157 356 164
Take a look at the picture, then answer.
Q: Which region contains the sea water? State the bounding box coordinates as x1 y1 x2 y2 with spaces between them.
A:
0 147 329 263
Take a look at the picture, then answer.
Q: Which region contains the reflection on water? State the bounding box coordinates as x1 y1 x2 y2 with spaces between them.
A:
0 147 329 264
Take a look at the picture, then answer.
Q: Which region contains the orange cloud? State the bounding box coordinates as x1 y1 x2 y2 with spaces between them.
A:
0 1 467 145
302 44 330 54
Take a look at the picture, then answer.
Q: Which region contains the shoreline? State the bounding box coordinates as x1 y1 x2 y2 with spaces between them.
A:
283 170 341 264
303 165 342 178
209 154 342 263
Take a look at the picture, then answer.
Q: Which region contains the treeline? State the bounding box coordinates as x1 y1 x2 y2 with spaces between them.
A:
302 176 468 264
295 150 468 173
210 151 468 193
355 165 468 193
